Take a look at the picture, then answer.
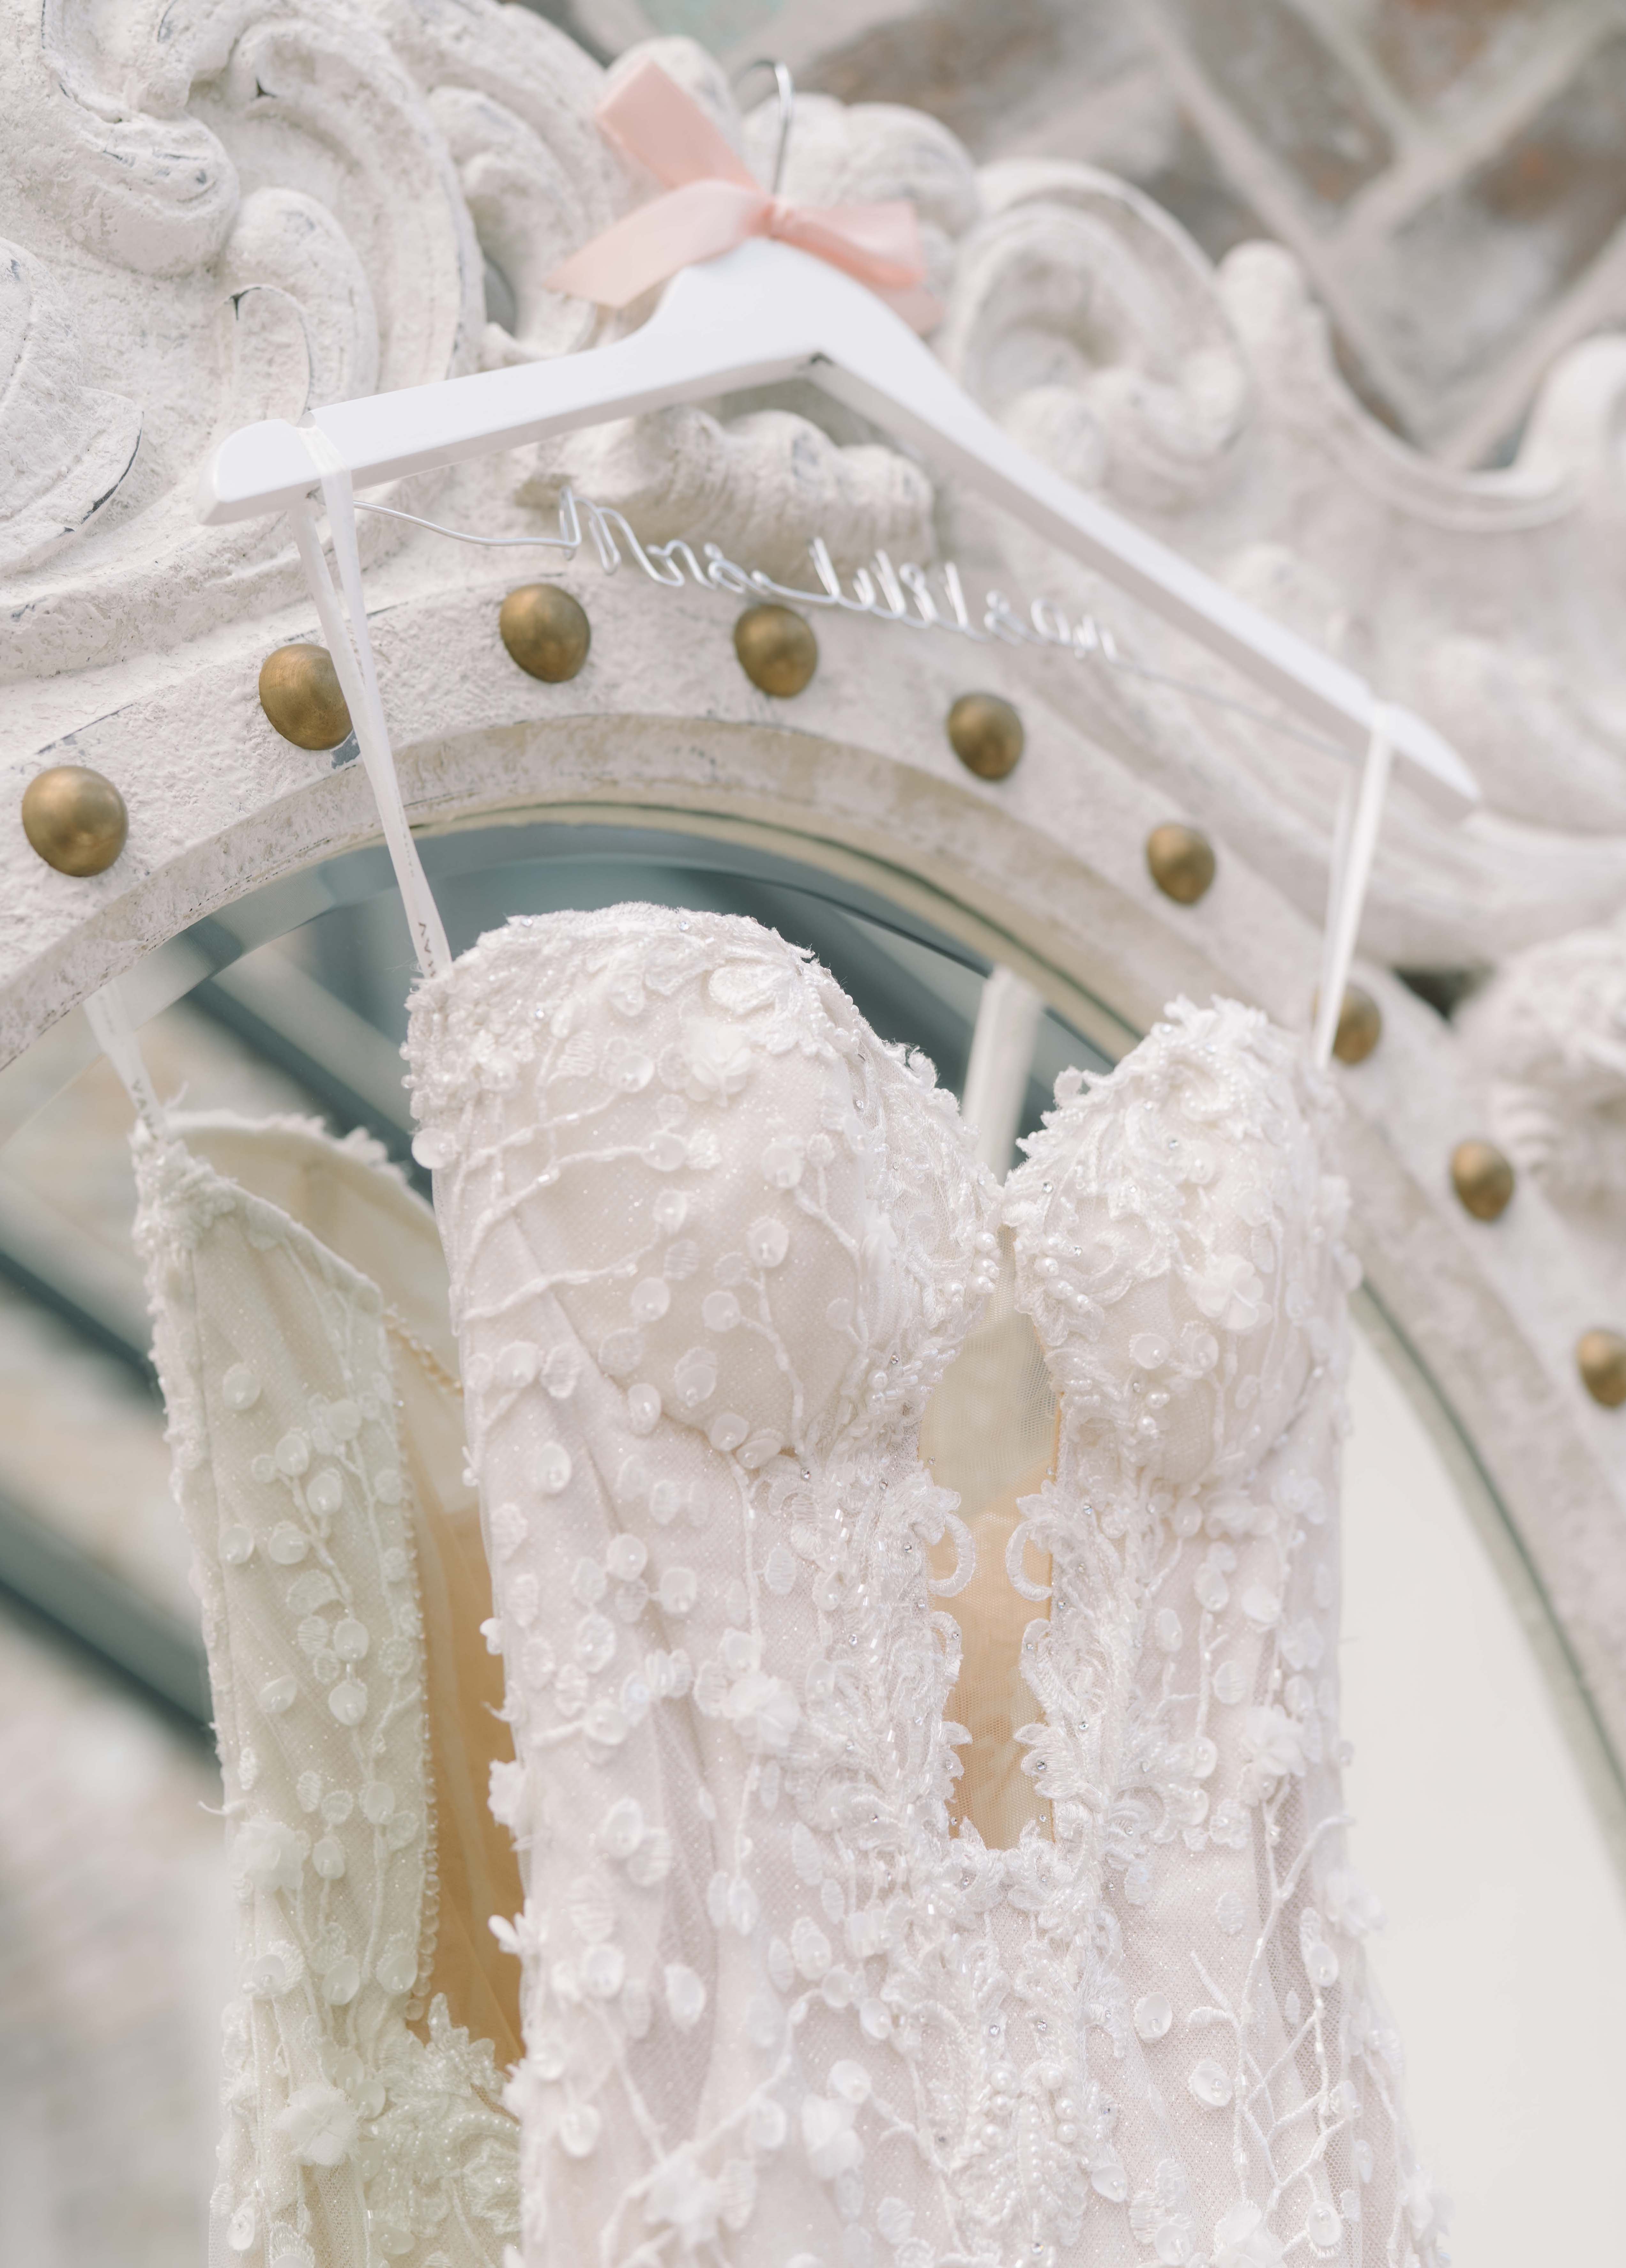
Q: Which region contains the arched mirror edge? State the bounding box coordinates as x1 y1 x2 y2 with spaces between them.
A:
6 784 1623 1897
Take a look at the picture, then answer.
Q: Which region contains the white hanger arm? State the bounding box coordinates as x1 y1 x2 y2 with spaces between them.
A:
84 978 165 1133
201 246 820 516
199 236 1476 814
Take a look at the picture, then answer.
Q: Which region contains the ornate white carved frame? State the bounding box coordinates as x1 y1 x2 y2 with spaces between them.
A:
4 2 1626 1819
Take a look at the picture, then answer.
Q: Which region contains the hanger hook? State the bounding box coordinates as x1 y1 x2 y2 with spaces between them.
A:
733 57 795 196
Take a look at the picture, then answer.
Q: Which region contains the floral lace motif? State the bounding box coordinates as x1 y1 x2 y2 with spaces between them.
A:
1004 1000 1445 2268
405 919 1440 2268
134 1116 518 2268
408 910 1014 2268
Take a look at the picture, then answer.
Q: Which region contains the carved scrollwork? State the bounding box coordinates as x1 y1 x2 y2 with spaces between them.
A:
379 0 623 368
1218 241 1622 536
1417 633 1626 835
0 240 142 576
433 85 602 367
0 10 976 671
1459 925 1626 1232
0 0 499 680
937 159 1251 510
11 0 242 280
519 403 936 584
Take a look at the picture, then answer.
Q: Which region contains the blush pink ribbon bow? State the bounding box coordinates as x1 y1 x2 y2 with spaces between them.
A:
547 59 941 333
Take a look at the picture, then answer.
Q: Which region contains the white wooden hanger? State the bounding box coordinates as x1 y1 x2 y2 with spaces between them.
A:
200 232 1477 820
193 86 1480 1120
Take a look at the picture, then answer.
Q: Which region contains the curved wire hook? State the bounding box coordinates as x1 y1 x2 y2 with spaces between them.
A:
732 57 795 195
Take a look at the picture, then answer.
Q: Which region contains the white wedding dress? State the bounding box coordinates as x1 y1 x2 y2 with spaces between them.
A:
133 899 1440 2268
396 906 1442 2268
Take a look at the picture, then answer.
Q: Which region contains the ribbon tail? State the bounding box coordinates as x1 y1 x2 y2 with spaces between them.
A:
770 201 938 331
549 178 768 308
790 200 929 283
873 280 944 336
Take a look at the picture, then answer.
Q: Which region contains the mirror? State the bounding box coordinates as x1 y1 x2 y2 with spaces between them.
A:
1 812 1621 2264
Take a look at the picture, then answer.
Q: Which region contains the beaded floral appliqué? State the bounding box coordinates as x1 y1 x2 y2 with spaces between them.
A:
1004 1000 1445 2268
134 1117 518 2268
404 915 1440 2268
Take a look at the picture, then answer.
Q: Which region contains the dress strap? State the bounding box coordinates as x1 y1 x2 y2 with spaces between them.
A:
84 977 166 1136
289 427 452 981
1311 701 1394 1071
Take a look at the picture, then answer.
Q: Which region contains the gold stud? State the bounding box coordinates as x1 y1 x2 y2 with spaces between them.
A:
1577 1329 1626 1410
258 644 353 750
733 603 818 697
947 691 1024 780
500 585 592 683
1450 1139 1515 1222
1328 985 1381 1065
1145 822 1216 905
20 765 128 876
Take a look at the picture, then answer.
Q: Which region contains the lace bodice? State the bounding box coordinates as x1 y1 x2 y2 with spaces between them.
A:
403 916 1440 2268
406 908 1003 2268
134 905 1438 2268
134 1115 520 2268
1002 1001 1441 2267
